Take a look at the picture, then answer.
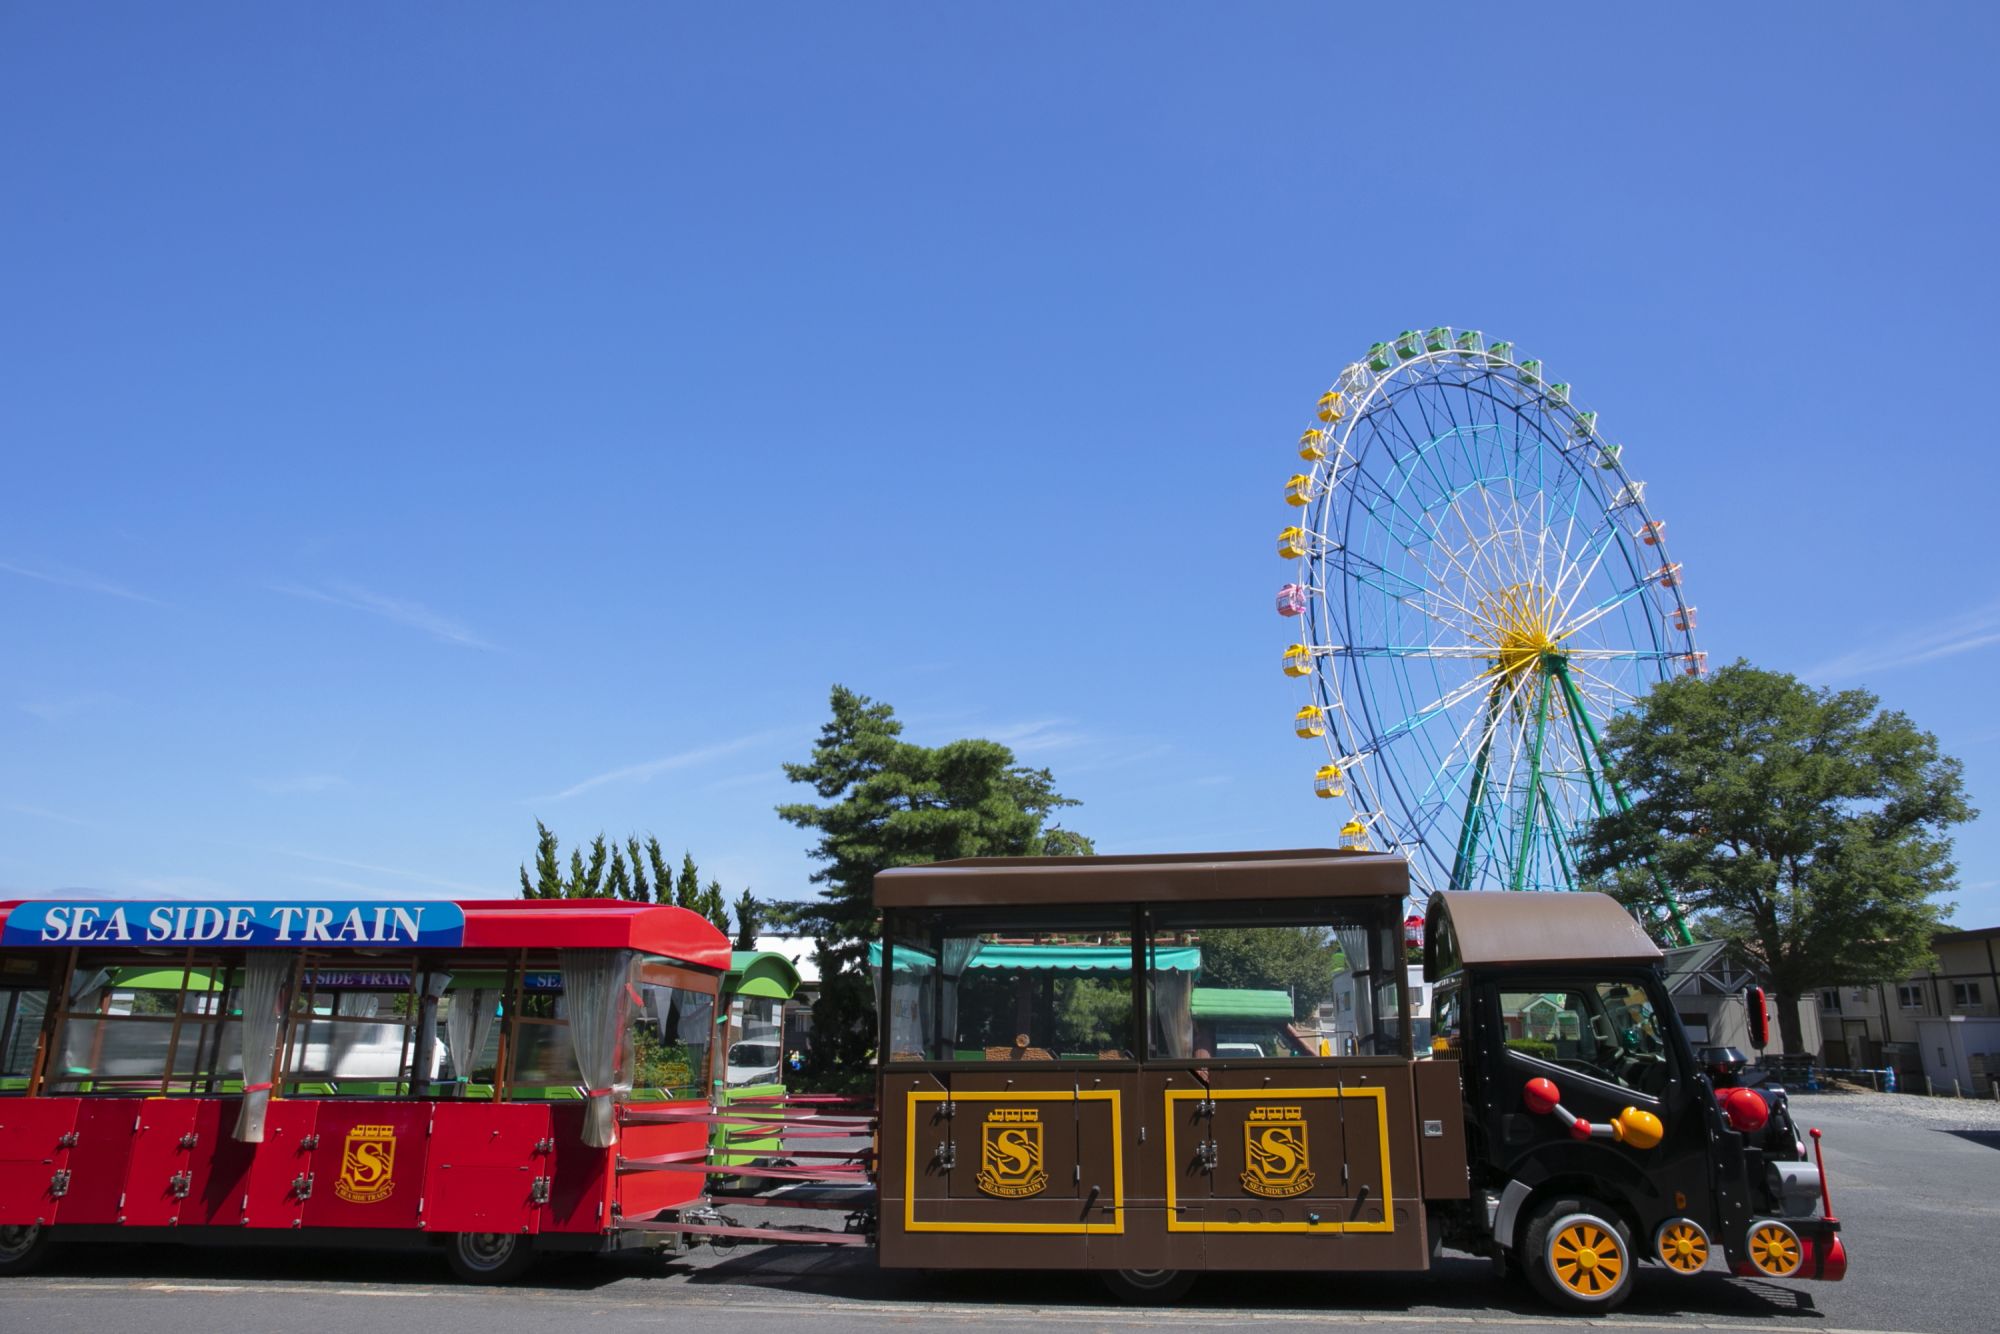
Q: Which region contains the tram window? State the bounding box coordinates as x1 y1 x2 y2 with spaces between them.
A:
46 960 239 1093
722 993 780 1090
880 911 1136 1061
632 983 713 1100
1497 982 1671 1098
1146 902 1395 1059
1 987 48 1090
283 978 425 1095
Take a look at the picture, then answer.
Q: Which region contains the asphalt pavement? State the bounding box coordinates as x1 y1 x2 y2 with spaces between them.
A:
4 1092 1995 1334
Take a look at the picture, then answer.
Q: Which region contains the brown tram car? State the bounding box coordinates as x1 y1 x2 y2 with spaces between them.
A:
870 848 1846 1313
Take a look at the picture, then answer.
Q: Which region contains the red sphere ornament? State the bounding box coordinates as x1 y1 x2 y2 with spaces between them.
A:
1524 1077 1561 1115
1570 1117 1594 1140
1721 1087 1770 1133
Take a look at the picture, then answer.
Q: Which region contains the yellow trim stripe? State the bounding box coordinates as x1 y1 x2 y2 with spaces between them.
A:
900 1089 1125 1235
1163 1086 1394 1234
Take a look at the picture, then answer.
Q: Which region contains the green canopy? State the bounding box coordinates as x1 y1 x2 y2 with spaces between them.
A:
1190 987 1294 1021
868 942 1199 973
725 950 803 1000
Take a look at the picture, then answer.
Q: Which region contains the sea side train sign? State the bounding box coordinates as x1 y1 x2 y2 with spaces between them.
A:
0 900 465 948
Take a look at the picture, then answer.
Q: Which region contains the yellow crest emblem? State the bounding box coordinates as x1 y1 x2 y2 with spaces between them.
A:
975 1108 1048 1198
335 1124 397 1204
1242 1105 1315 1199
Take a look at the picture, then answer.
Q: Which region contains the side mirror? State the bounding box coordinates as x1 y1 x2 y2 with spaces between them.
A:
1746 987 1769 1050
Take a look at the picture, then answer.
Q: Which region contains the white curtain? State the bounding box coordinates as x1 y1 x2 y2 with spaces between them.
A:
445 987 500 1086
1151 968 1194 1059
232 953 290 1142
937 935 985 1051
1336 926 1384 1053
561 949 636 1148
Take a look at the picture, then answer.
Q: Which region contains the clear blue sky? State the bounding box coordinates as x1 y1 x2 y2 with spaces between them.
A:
5 5 1997 926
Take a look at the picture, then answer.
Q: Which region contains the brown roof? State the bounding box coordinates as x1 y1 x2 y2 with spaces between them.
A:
1425 890 1662 980
873 848 1408 909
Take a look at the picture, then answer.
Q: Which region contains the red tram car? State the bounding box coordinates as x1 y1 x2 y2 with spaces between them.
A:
0 897 730 1280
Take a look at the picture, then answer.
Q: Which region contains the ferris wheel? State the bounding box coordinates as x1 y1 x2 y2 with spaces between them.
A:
1276 328 1698 942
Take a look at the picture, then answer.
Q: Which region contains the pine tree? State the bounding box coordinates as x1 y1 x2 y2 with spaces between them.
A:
777 684 1083 1082
645 838 673 904
605 845 632 901
732 888 761 950
519 820 564 899
699 878 730 935
627 838 650 902
674 852 701 912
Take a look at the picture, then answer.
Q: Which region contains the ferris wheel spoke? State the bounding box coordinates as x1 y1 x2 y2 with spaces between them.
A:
1332 668 1501 768
1344 468 1509 618
1369 400 1524 603
1556 579 1650 641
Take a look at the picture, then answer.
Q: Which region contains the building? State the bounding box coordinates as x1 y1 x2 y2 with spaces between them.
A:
1322 964 1433 1054
1659 938 1822 1058
1818 925 2000 1093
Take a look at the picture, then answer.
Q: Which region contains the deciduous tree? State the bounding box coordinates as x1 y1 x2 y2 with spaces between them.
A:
1578 661 1973 1053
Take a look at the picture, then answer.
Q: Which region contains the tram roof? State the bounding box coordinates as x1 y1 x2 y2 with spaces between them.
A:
1423 890 1662 980
0 898 732 970
873 848 1408 909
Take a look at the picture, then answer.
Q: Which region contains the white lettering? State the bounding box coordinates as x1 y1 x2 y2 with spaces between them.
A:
147 906 175 941
302 907 335 942
72 906 102 942
335 908 368 943
101 907 132 942
386 907 420 942
39 906 70 942
272 907 306 941
225 907 254 942
188 906 226 941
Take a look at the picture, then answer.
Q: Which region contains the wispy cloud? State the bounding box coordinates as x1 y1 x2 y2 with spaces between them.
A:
252 773 349 795
271 580 495 650
537 729 793 802
1 801 87 825
268 847 493 896
1804 600 2000 681
1 559 164 606
20 692 125 723
983 719 1092 755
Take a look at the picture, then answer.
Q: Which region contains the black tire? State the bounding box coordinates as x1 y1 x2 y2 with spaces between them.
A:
1522 1197 1635 1314
1099 1267 1197 1305
446 1231 536 1284
0 1223 54 1277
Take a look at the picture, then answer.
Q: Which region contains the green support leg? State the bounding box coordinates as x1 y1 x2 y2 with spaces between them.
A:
1550 659 1694 947
1509 670 1555 893
1449 681 1506 892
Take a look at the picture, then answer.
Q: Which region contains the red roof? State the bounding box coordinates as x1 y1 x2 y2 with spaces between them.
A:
0 898 732 971
455 900 732 969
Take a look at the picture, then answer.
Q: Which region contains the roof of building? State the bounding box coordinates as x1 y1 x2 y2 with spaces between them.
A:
1191 987 1294 1020
873 848 1408 908
1425 891 1662 980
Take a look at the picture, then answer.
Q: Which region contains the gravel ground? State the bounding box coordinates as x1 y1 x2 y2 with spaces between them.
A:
1788 1084 2000 1130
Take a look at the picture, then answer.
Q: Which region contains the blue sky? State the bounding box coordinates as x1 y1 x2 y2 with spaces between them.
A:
4 5 1998 926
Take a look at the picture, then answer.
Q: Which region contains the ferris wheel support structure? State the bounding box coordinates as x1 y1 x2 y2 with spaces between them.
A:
1275 327 1699 946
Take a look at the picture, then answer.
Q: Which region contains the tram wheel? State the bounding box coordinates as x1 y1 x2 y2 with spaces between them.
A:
1099 1267 1196 1305
446 1231 536 1284
0 1223 54 1276
1523 1197 1634 1314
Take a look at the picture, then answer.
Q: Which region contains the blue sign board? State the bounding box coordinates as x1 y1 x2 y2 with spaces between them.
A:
0 901 466 949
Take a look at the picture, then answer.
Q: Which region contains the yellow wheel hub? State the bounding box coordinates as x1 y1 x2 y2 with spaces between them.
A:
1749 1222 1802 1277
1551 1220 1624 1296
1474 583 1563 687
1658 1220 1709 1273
